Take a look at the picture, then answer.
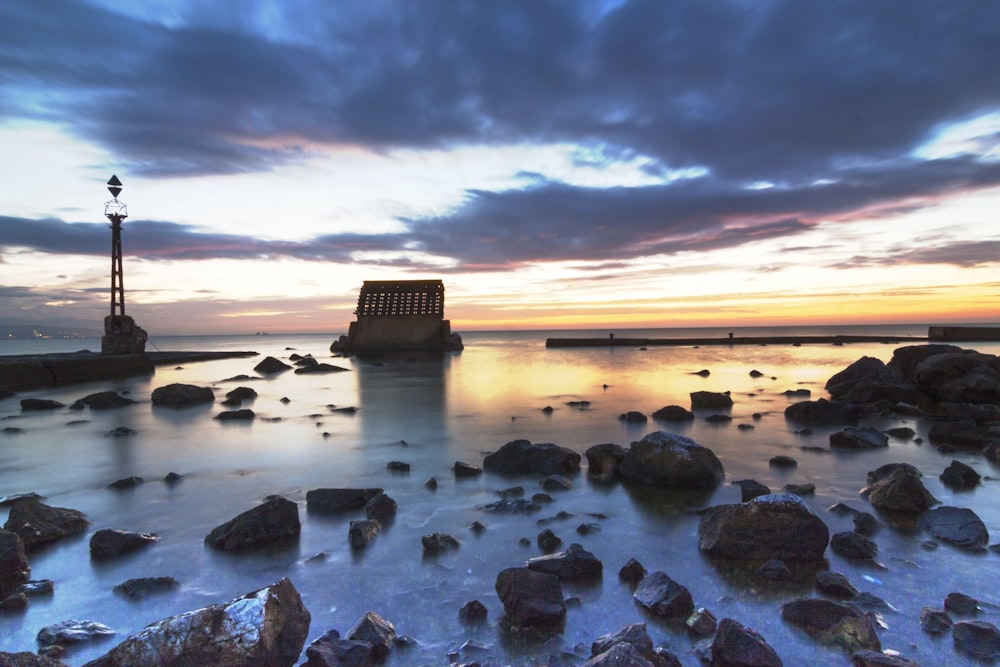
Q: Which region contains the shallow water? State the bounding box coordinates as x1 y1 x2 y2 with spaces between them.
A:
1 326 999 665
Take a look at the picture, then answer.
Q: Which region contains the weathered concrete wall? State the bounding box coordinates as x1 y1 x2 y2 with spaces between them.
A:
1 354 153 391
928 326 1000 342
349 315 450 350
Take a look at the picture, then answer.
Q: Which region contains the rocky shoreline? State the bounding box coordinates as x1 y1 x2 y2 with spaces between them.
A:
1 344 999 665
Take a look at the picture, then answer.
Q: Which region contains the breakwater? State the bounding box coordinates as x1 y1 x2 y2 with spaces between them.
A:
545 334 928 348
0 350 257 391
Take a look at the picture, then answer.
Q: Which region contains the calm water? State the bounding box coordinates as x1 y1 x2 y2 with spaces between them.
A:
1 325 999 665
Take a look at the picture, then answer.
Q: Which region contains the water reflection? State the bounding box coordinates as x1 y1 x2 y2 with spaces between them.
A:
354 354 450 447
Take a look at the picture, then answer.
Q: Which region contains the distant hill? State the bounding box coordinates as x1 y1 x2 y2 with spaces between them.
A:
2 323 102 340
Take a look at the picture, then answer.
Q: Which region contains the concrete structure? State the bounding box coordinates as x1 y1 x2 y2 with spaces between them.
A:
331 280 463 355
928 325 1000 342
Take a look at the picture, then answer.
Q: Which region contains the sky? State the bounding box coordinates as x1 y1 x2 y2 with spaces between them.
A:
1 0 999 336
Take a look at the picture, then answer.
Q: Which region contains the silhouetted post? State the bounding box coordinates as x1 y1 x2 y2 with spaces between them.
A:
101 175 147 354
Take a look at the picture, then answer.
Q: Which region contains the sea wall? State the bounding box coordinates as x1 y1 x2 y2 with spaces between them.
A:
0 353 154 391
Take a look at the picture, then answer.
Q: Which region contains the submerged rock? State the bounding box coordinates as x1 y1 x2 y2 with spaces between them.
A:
150 383 214 407
71 391 136 410
82 578 309 667
698 494 829 561
861 465 938 514
618 431 724 488
112 577 180 599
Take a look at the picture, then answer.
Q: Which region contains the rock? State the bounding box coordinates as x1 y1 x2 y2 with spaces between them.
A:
346 611 395 660
918 506 989 550
940 460 981 488
887 344 964 380
225 386 257 401
953 620 1000 661
150 383 215 407
105 426 135 437
826 356 901 399
421 533 459 553
583 642 654 667
781 598 881 653
253 356 292 374
830 427 888 450
453 461 482 477
591 622 654 660
3 499 88 550
651 405 694 421
301 629 372 667
785 398 857 426
850 649 922 666
363 493 396 523
204 497 300 550
37 620 116 648
90 529 159 560
945 592 979 615
294 363 349 375
459 600 488 625
769 455 797 468
618 431 724 488
348 520 381 548
113 577 180 599
686 608 717 637
928 418 997 449
423 477 437 490
706 414 733 424
710 617 784 667
816 571 860 598
537 528 562 553
527 543 602 582
494 567 566 631
71 391 136 410
734 479 771 502
618 558 647 587
853 512 882 536
919 607 953 634
163 472 183 485
620 411 648 424
698 494 830 561
585 443 627 480
483 440 581 475
632 571 693 619
541 474 572 491
914 350 1000 404
0 652 67 666
861 465 938 513
385 461 410 472
0 529 30 590
830 531 878 560
479 498 541 515
108 476 144 490
214 408 255 421
306 488 383 513
784 483 815 496
82 578 309 667
20 398 65 411
690 391 732 409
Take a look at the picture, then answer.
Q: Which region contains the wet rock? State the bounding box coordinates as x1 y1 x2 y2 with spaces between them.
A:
90 529 159 560
301 629 372 667
459 600 488 625
204 497 300 551
953 620 1000 661
453 461 482 477
82 578 309 667
734 479 771 502
939 460 980 488
214 408 255 421
781 598 881 653
163 472 183 485
651 405 694 421
0 492 44 506
37 619 115 649
470 520 486 535
0 591 28 612
861 465 938 513
363 493 397 523
348 519 381 548
784 398 857 426
710 617 783 667
108 476 143 490
618 431 724 488
830 426 888 450
483 439 581 475
830 531 878 560
918 506 989 550
112 577 180 599
150 383 214 407
686 608 717 638
619 411 648 424
421 533 459 553
783 483 815 496
19 579 54 598
698 494 830 561
815 571 859 598
585 443 627 480
632 571 693 619
914 350 1000 404
294 363 349 375
20 398 65 411
346 611 395 660
945 591 979 615
494 567 566 631
928 418 997 450
919 607 953 634
853 512 882 536
583 641 654 666
479 498 541 514
541 474 572 491
225 386 257 402
769 455 798 468
537 528 562 553
527 543 602 583
253 356 292 374
385 460 410 472
71 391 135 410
0 529 30 590
826 356 901 399
423 477 437 490
850 649 922 666
690 391 732 409
619 558 647 587
306 488 383 513
3 499 88 550
706 414 733 424
591 622 654 660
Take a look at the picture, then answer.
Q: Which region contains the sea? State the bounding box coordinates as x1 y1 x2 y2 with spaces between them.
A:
1 324 999 665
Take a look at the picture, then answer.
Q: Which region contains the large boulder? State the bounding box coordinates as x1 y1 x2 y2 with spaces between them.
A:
483 440 581 475
781 598 881 653
698 494 829 561
345 611 395 660
710 617 784 667
887 344 963 380
3 499 88 550
205 497 300 551
918 506 989 550
913 350 1000 404
690 391 733 409
82 578 309 667
826 357 901 399
494 567 566 632
585 443 627 480
618 431 724 488
150 383 214 407
90 529 159 560
526 543 602 582
861 465 938 514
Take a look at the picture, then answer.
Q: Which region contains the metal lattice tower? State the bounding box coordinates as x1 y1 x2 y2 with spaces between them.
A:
105 174 128 319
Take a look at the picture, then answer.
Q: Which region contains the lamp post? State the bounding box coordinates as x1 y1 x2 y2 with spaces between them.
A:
101 175 147 354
